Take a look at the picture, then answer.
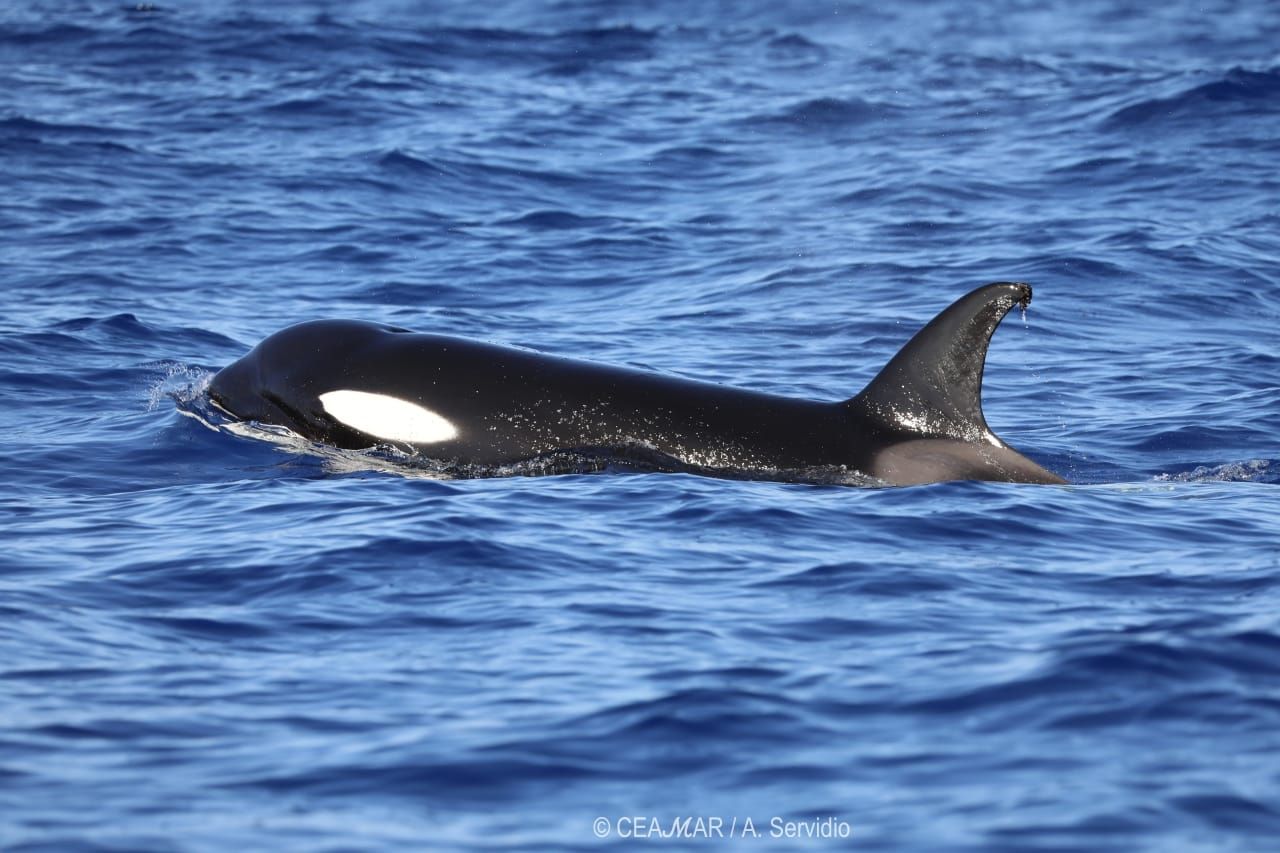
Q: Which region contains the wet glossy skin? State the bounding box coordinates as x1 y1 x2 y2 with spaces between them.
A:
209 283 1065 485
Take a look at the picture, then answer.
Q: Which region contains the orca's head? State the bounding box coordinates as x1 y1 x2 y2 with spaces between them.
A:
208 319 405 434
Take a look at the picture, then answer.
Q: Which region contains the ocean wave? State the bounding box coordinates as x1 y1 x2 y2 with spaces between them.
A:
1106 66 1280 127
744 96 898 130
495 209 628 230
1156 459 1276 484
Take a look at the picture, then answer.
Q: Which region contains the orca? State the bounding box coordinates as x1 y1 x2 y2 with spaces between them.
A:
207 282 1065 485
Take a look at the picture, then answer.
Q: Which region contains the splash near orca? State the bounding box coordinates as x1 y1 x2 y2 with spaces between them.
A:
207 282 1065 485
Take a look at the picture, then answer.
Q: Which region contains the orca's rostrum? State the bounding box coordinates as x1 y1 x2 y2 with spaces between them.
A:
208 282 1065 485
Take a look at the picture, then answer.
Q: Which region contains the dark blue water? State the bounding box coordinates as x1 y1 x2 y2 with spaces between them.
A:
3 1 1279 849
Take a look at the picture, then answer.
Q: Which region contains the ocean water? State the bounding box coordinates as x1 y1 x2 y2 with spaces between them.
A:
2 0 1279 849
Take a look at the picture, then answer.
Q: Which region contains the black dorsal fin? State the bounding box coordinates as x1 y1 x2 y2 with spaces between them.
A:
848 282 1032 446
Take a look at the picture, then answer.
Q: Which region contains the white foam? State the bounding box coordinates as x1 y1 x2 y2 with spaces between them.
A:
318 389 458 444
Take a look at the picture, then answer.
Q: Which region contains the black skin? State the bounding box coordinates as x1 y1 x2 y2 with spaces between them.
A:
208 282 1066 486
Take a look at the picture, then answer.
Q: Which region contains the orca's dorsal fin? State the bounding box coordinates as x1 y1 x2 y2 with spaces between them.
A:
848 282 1032 446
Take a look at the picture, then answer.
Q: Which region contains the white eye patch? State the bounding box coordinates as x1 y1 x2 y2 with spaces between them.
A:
318 390 458 444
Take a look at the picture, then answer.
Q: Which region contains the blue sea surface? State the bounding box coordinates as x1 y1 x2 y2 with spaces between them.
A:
2 0 1279 849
